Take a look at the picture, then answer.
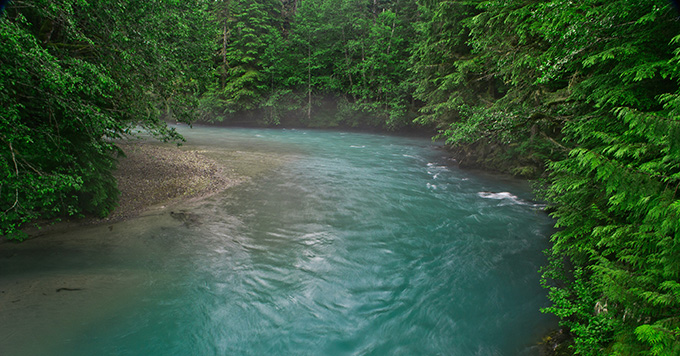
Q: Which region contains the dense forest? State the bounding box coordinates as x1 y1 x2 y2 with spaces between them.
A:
1 0 680 354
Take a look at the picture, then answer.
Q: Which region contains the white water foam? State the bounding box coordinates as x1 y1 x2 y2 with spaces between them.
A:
427 162 449 180
477 191 546 208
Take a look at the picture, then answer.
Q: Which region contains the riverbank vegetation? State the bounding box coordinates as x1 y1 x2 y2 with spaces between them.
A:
0 0 214 238
1 0 679 354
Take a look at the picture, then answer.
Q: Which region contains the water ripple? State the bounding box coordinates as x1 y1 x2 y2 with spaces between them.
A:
0 128 557 356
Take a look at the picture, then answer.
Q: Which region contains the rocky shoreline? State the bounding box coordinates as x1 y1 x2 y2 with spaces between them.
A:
107 140 243 221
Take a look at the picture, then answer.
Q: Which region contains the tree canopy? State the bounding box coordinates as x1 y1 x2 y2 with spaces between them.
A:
0 0 213 238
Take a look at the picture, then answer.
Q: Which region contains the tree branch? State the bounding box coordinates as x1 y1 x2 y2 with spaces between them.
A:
4 141 19 213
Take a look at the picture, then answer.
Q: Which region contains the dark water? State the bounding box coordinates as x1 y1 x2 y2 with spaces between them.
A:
0 127 556 355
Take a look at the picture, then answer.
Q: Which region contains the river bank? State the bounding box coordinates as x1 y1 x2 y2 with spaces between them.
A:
10 139 248 240
108 140 243 221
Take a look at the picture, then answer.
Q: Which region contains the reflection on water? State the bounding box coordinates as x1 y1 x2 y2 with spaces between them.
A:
0 126 556 355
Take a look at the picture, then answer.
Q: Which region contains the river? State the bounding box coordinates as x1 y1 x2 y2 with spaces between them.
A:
0 126 557 355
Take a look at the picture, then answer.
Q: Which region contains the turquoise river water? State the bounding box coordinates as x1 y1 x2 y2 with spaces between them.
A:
0 126 557 355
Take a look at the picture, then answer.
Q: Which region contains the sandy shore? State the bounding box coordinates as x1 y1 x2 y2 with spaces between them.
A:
107 140 243 221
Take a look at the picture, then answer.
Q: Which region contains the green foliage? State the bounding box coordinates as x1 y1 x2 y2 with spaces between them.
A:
204 0 283 114
542 266 621 355
538 1 680 354
634 323 680 356
1 0 213 239
201 0 419 129
410 0 565 176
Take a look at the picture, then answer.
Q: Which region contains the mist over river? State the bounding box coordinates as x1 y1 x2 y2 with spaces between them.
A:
0 126 557 355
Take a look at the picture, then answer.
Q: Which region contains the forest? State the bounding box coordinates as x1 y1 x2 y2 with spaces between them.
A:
1 0 680 354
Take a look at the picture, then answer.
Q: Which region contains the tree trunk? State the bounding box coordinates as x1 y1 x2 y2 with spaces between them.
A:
307 42 312 120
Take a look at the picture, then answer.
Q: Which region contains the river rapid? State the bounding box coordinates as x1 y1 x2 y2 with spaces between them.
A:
0 126 557 355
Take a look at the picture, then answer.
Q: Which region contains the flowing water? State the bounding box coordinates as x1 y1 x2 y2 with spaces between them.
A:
0 126 557 355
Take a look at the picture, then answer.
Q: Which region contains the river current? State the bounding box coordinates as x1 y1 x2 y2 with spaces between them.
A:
0 126 556 355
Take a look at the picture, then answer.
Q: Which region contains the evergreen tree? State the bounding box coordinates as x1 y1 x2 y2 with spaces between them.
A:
538 1 680 353
203 0 282 118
